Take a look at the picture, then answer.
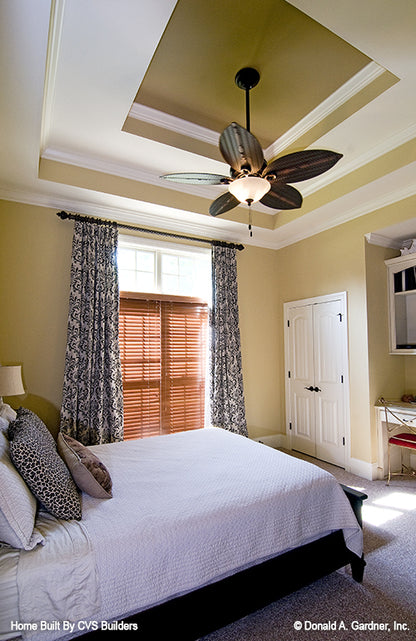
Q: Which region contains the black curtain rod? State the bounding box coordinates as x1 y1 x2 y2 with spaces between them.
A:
56 211 244 251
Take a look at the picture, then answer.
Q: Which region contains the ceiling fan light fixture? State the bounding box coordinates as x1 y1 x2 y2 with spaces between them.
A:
228 176 271 204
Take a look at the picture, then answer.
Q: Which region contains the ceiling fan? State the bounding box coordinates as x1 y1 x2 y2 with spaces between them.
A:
160 67 342 235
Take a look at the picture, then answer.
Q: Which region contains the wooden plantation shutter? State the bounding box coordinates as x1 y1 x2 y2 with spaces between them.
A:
119 298 161 439
119 293 208 439
162 301 208 433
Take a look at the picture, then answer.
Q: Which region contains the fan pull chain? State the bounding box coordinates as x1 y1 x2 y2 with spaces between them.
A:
247 199 253 237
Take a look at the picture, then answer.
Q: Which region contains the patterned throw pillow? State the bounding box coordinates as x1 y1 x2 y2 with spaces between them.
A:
0 430 44 549
8 408 82 521
57 433 113 499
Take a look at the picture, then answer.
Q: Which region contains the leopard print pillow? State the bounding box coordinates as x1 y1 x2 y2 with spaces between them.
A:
8 408 82 521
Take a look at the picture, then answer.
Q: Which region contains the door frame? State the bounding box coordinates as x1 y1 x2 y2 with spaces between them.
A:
284 291 351 470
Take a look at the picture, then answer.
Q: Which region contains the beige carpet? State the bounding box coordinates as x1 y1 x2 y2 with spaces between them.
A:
201 451 416 641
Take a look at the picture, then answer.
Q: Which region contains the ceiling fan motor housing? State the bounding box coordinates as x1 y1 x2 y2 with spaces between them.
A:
234 67 260 91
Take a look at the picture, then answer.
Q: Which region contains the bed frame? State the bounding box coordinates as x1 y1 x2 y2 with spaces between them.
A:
82 484 366 641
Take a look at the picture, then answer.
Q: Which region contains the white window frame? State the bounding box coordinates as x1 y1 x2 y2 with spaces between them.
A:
118 235 212 304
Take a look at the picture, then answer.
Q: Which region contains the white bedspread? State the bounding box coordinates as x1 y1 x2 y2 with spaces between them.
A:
0 513 99 641
2 428 363 641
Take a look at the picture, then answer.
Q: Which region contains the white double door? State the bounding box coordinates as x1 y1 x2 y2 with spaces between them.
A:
284 294 349 468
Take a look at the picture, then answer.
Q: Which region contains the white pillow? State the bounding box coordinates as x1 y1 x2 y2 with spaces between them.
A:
0 430 44 550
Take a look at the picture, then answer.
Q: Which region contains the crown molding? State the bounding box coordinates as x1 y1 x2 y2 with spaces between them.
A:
1 173 415 252
128 103 220 147
300 121 416 197
0 185 278 247
265 62 385 159
272 176 416 249
364 232 402 249
41 147 224 201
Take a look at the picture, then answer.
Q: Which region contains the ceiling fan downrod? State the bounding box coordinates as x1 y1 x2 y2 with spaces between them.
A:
235 67 260 133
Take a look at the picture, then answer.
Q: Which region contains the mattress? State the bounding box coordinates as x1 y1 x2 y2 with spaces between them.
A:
1 427 362 641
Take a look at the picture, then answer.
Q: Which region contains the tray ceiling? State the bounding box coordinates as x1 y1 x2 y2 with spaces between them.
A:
1 0 415 248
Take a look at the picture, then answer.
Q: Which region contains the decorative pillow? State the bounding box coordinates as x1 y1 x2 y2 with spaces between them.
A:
0 430 44 549
8 408 82 521
57 433 113 499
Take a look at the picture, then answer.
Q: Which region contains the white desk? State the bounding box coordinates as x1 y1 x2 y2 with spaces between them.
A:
375 400 416 479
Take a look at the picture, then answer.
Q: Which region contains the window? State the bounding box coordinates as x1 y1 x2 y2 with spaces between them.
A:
118 236 211 302
118 237 211 439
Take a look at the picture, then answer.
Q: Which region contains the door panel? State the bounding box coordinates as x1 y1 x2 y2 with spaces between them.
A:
317 398 339 445
288 306 316 456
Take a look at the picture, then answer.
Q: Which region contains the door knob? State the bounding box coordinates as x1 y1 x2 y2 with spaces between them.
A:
313 386 321 392
304 386 315 391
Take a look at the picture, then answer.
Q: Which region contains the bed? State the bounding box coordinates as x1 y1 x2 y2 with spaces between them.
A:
1 419 366 641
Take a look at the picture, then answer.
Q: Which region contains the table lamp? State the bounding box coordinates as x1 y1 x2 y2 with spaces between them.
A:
0 365 25 423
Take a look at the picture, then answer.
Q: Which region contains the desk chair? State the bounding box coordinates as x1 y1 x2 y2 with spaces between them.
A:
380 400 416 485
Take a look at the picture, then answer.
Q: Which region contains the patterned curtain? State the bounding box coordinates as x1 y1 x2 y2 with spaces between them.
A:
210 244 248 436
60 220 123 445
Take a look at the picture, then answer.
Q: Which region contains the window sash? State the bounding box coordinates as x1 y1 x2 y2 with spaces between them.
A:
119 293 208 439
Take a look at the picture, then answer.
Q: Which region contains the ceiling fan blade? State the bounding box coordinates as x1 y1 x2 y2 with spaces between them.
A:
209 191 240 217
263 150 342 183
160 172 231 185
219 122 265 174
260 182 303 210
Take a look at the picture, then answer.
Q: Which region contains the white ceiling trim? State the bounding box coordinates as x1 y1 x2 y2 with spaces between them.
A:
40 0 66 154
2 163 415 252
271 166 416 249
128 103 220 147
0 185 265 247
264 61 386 158
364 232 402 249
300 121 416 197
41 146 227 203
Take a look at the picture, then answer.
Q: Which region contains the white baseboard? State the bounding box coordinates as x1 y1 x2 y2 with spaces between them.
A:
345 457 378 480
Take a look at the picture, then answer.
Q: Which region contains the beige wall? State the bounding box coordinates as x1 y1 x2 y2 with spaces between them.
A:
237 245 279 439
0 201 73 436
2 195 416 468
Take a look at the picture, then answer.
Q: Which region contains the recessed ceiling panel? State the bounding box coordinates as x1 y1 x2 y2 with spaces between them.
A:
133 0 372 147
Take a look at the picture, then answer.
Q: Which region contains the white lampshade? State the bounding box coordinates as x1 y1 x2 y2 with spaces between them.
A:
0 366 25 397
228 176 271 204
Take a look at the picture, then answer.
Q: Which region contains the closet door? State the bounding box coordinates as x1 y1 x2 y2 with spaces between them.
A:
285 295 348 468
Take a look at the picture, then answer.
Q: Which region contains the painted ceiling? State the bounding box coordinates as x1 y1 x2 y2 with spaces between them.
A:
1 0 415 248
